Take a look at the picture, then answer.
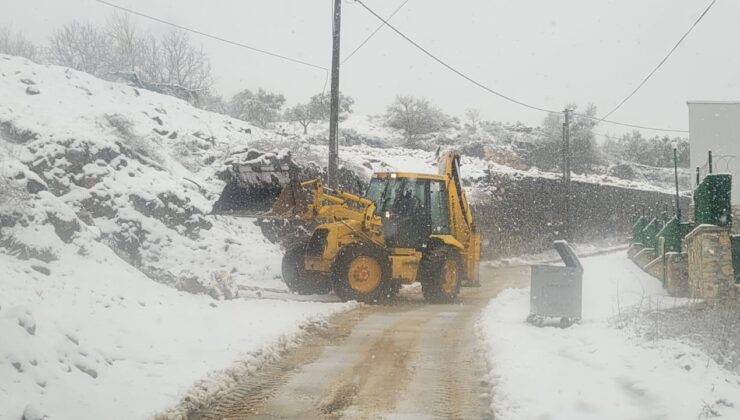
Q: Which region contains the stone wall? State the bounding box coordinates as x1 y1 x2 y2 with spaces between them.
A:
471 173 690 258
733 205 740 235
684 225 736 300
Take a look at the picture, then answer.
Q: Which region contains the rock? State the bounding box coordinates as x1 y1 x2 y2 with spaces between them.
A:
25 86 40 95
17 311 36 335
8 353 23 372
31 265 50 276
22 403 48 420
75 361 98 378
45 212 81 244
26 179 47 194
20 78 36 85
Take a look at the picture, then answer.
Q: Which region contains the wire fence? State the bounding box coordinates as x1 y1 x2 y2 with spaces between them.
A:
697 154 740 186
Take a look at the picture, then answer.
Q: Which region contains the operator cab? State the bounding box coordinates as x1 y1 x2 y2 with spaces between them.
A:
365 173 450 249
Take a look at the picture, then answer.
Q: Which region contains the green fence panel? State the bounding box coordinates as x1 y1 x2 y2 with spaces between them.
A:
657 217 695 254
632 216 649 244
642 218 662 250
694 174 732 227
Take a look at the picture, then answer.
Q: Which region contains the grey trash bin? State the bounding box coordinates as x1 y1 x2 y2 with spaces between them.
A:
527 240 583 327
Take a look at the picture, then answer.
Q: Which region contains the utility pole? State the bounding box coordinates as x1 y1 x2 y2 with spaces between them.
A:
562 109 572 241
672 141 682 221
327 0 342 188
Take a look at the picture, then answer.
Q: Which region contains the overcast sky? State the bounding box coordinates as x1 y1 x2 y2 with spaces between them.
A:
4 0 738 137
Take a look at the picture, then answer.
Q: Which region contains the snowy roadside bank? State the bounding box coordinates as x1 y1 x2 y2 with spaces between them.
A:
483 238 628 268
478 252 740 419
0 247 353 420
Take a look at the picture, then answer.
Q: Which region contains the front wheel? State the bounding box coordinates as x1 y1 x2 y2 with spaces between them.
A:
281 240 330 295
419 246 463 303
332 244 392 303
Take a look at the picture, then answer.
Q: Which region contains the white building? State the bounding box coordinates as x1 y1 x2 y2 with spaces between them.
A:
687 101 740 204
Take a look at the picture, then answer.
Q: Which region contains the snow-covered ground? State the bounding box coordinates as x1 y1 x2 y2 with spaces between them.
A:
0 244 351 420
479 252 740 420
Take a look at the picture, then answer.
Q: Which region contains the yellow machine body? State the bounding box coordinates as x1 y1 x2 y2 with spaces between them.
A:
290 151 480 293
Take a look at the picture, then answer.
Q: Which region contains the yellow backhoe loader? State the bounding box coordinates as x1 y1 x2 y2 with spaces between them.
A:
213 151 481 303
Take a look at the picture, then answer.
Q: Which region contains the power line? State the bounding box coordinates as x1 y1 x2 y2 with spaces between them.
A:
94 0 329 74
598 0 718 122
586 117 688 133
353 0 560 115
354 0 690 134
342 0 411 65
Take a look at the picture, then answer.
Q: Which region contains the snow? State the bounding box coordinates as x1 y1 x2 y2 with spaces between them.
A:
0 245 352 420
0 54 356 419
0 53 706 419
479 252 740 419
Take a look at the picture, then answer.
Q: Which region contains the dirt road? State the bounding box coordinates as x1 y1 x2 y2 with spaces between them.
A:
191 265 529 420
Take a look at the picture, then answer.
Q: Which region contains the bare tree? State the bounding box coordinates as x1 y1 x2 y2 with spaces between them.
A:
386 95 448 145
48 21 111 76
139 35 164 84
106 11 144 73
465 108 482 129
0 25 38 60
158 29 212 90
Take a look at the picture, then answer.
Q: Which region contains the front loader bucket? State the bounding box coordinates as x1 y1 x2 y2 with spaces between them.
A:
211 160 306 217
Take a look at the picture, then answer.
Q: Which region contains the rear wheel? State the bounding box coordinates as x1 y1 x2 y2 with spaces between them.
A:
332 244 392 303
419 246 463 303
281 240 330 295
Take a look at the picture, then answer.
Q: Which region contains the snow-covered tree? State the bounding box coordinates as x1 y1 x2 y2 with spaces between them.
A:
465 108 482 130
386 95 449 145
0 25 38 60
531 103 600 173
228 88 286 128
308 92 355 121
48 22 112 76
284 103 316 134
284 92 354 134
106 11 145 74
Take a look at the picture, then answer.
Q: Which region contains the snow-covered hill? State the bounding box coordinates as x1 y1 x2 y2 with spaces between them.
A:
0 54 356 419
0 54 287 296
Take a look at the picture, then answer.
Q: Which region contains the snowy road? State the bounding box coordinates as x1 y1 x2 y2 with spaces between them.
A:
188 265 529 419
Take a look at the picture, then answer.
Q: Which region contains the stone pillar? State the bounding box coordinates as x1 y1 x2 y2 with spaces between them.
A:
684 225 736 301
664 252 689 297
733 205 740 235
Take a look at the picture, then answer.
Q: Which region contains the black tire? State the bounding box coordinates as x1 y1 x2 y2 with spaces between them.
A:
281 240 330 295
419 246 463 303
332 243 392 303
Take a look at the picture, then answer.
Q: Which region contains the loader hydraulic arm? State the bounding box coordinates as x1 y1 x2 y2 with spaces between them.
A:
301 179 381 232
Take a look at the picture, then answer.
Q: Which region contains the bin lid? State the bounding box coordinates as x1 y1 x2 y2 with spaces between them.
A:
554 240 582 271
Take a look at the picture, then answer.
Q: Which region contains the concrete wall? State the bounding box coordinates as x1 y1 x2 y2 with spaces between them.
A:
687 101 740 203
471 174 689 259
